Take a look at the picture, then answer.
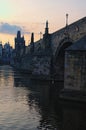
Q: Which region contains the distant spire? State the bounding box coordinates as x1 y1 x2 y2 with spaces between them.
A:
30 32 34 53
31 32 34 43
46 20 48 28
17 30 21 38
45 20 49 34
65 14 70 38
66 14 69 27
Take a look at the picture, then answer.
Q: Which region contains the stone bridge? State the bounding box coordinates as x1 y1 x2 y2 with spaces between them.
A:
14 17 86 81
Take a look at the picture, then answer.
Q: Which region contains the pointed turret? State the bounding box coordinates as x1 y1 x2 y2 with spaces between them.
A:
30 32 34 53
15 30 26 58
17 30 21 38
45 20 49 34
43 20 51 51
64 14 70 38
31 32 34 43
66 13 69 27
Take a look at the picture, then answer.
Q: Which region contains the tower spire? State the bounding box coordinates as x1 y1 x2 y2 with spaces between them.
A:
66 14 69 27
30 32 34 53
46 20 48 28
45 20 49 34
65 14 69 38
31 32 34 43
17 30 21 38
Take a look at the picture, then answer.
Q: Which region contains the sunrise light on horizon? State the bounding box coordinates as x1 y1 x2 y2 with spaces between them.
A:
0 0 86 48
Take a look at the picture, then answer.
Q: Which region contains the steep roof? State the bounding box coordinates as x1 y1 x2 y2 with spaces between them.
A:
66 35 86 51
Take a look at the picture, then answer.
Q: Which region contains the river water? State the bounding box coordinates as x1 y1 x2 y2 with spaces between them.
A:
0 65 86 130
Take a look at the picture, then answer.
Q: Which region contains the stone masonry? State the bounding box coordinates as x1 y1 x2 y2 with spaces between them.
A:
14 17 86 81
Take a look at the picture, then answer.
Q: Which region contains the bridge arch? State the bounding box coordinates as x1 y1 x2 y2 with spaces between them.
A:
55 37 73 59
53 37 73 81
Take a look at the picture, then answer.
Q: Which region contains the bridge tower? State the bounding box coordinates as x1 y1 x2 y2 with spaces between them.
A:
43 21 51 51
30 32 34 53
15 30 25 61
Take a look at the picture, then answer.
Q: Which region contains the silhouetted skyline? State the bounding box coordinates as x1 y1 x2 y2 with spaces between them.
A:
0 0 85 47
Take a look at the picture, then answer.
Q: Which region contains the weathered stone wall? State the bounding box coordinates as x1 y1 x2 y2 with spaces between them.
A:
51 17 86 80
64 51 81 90
20 55 33 73
14 17 86 80
22 17 86 59
31 56 51 78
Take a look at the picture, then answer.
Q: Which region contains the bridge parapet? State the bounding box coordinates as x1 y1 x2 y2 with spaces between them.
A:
14 17 86 81
51 17 86 56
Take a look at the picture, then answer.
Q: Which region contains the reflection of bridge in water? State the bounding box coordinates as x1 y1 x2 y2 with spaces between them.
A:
13 67 86 130
0 63 86 129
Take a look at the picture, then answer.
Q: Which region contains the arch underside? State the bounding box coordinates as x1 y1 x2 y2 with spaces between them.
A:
53 39 73 81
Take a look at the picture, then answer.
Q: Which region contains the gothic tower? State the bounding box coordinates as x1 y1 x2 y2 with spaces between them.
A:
45 20 49 35
43 21 51 51
15 30 25 58
30 32 34 53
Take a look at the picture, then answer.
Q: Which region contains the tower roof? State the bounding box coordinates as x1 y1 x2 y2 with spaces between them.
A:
17 30 21 38
31 32 34 43
46 20 48 28
45 20 49 34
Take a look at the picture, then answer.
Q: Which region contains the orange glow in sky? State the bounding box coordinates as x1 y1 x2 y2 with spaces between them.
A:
0 0 86 48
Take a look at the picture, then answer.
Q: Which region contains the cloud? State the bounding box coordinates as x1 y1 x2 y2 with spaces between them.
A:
0 22 30 35
21 26 31 34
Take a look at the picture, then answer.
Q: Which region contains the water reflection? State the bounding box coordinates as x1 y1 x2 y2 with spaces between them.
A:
61 102 86 130
0 65 86 130
0 66 40 130
13 67 63 129
13 68 86 130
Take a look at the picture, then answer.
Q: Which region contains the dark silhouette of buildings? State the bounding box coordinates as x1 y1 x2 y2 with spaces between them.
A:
15 31 25 63
0 42 14 64
13 17 86 82
15 31 25 58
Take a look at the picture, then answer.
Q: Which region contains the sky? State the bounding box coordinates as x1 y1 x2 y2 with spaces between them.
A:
0 0 86 48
